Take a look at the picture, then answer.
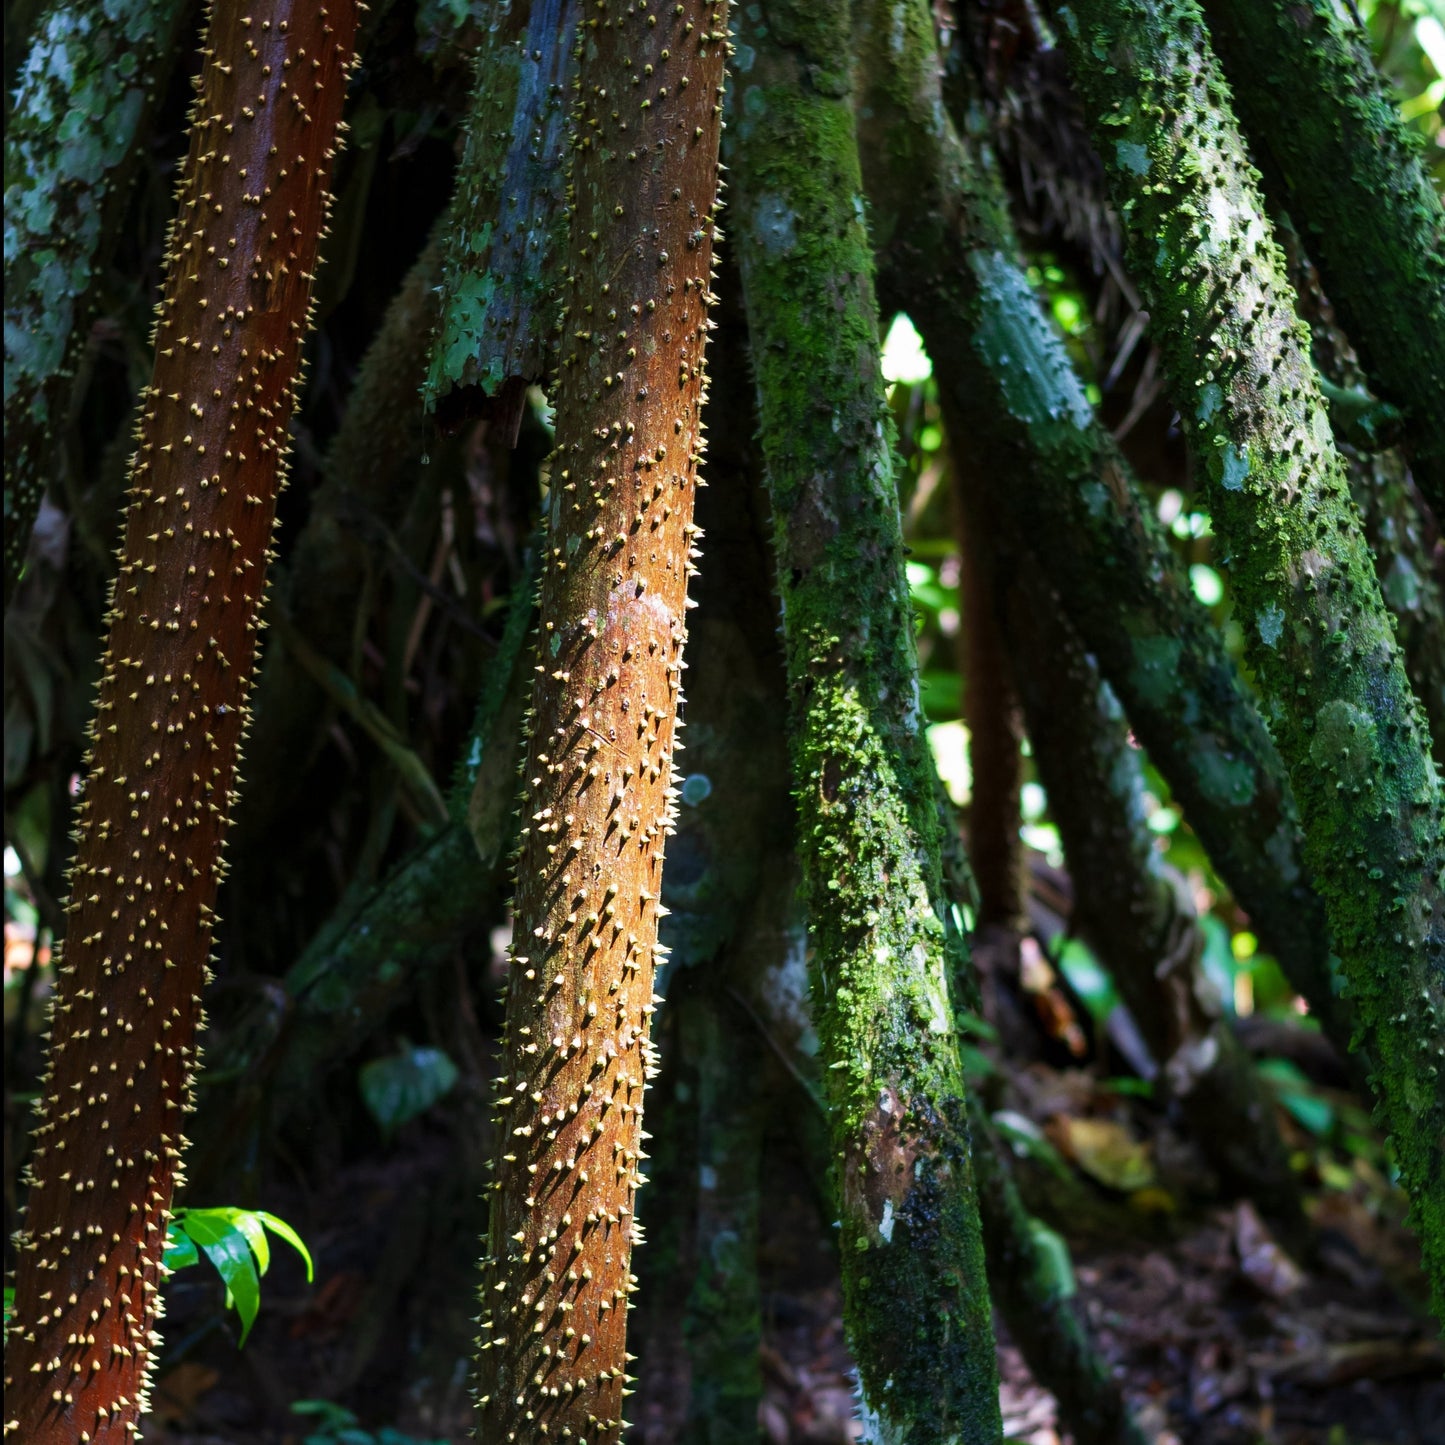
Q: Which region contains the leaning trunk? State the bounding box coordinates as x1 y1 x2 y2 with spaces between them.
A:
4 2 359 1437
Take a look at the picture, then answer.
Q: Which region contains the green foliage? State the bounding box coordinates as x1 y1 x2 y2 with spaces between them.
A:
163 1208 314 1347
290 1400 448 1445
358 1042 460 1138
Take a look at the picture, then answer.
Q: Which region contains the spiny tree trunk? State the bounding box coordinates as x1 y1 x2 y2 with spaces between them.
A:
1201 0 1445 520
1054 0 1445 1313
3 0 189 603
473 3 728 1438
3 2 359 1437
729 4 1003 1439
851 0 1351 1062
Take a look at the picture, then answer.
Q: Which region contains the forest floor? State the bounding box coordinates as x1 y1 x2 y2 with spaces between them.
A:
143 1069 1444 1445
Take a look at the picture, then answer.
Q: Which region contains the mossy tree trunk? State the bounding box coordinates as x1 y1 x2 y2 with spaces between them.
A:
1201 0 1445 520
3 0 189 603
473 3 729 1439
851 0 1350 1063
1053 0 1445 1313
3 1 360 1437
729 4 1003 1440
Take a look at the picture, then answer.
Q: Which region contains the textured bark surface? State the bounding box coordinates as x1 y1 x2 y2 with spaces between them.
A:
1203 0 1445 520
425 0 578 410
3 0 188 603
852 0 1349 1061
729 3 1003 1439
3 2 359 1438
1055 0 1445 1312
473 3 728 1438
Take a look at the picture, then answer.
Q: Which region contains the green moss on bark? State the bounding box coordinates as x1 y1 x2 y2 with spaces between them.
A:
851 0 1350 1065
3 0 188 603
1202 0 1445 520
425 0 576 408
730 6 1002 1439
1054 0 1445 1315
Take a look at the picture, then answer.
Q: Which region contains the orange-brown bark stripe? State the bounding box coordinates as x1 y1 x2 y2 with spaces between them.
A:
474 3 728 1441
4 5 358 1441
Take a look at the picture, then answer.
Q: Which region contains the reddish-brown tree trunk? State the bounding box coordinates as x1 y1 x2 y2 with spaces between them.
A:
3 4 358 1439
473 4 729 1441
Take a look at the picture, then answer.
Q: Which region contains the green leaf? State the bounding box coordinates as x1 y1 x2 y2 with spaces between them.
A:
1256 1057 1336 1138
257 1211 315 1282
1027 1218 1078 1300
181 1210 262 1345
163 1224 200 1273
359 1044 459 1137
992 1109 1071 1180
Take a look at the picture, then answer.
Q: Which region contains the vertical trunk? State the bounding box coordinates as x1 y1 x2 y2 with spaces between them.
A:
850 0 1350 1065
3 2 359 1437
1201 0 1445 520
957 512 1028 939
729 4 1003 1440
473 5 728 1439
1053 0 1445 1313
3 0 189 603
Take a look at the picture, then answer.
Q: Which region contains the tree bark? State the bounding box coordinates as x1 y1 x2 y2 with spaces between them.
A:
1201 0 1445 521
3 0 189 603
1053 0 1445 1315
3 2 359 1436
729 4 1003 1440
851 0 1351 1065
473 3 728 1438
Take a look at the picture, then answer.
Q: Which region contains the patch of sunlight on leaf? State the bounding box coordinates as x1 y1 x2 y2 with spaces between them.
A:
1055 936 1118 1023
927 719 971 805
1021 780 1047 820
882 312 932 384
1190 562 1223 606
1021 822 1062 865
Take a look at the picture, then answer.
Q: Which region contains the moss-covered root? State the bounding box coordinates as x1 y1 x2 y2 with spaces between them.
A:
473 2 728 1439
1290 239 1445 763
969 1105 1146 1445
1201 0 1445 520
3 3 360 1438
729 6 1002 1441
850 0 1350 1068
1053 0 1445 1312
1001 558 1303 1231
425 0 579 413
3 0 188 604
